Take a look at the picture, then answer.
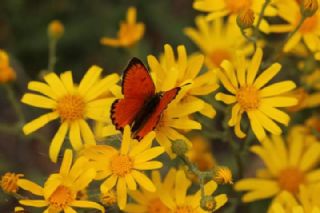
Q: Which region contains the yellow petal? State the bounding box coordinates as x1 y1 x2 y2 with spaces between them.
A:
28 81 57 99
131 170 156 192
247 111 266 141
117 177 127 210
254 63 281 89
22 112 59 135
44 72 67 96
121 126 131 155
18 179 44 196
134 147 164 164
100 175 118 192
247 48 263 85
60 71 74 93
71 200 105 212
21 93 56 109
19 200 48 207
60 149 73 176
49 122 69 163
260 81 296 97
134 161 163 170
125 173 137 191
79 119 96 145
78 65 103 95
69 121 82 150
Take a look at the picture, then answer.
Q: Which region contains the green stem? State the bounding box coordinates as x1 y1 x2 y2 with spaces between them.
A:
266 15 307 66
240 28 257 50
3 84 25 123
48 39 57 71
254 0 271 36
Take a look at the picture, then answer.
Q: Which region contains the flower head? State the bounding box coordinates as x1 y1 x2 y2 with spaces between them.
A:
214 167 233 184
18 149 104 212
271 0 320 52
48 20 64 40
101 7 144 47
148 44 218 118
0 50 16 83
125 170 172 213
215 48 297 141
235 131 320 202
185 16 253 69
1 172 24 194
80 126 164 210
159 169 228 212
21 66 119 162
192 0 277 32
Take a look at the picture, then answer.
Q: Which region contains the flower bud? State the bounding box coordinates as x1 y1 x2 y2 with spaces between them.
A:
200 195 216 211
48 20 64 40
1 172 24 194
172 139 189 156
100 190 117 206
213 166 233 184
301 0 319 17
237 9 255 29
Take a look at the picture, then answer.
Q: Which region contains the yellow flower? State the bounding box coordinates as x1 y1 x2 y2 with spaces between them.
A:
48 20 64 40
303 69 320 90
0 50 16 83
159 169 228 212
235 132 320 202
100 7 144 47
270 0 320 52
18 149 105 212
1 172 24 194
125 170 173 213
214 167 233 184
287 88 320 111
269 185 320 213
148 44 218 118
192 0 277 33
80 126 164 210
21 66 119 162
215 48 297 141
185 16 253 69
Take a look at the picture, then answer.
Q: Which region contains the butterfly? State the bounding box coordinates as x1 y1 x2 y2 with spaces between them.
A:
111 57 180 140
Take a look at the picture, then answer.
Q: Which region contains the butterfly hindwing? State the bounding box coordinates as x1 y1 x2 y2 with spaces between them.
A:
134 87 180 140
111 99 145 130
122 57 155 99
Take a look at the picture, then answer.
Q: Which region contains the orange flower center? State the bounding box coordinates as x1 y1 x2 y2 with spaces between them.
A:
48 185 75 210
56 94 85 122
1 172 23 193
225 0 252 14
147 198 170 213
174 205 195 213
110 154 133 176
209 49 232 67
236 86 260 111
299 14 318 33
278 167 305 194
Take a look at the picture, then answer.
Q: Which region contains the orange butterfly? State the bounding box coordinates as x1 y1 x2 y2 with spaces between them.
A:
111 58 180 140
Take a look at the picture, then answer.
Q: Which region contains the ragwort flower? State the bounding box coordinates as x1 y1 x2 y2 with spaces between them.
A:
125 170 173 213
192 0 277 32
269 185 320 213
159 169 227 212
0 49 16 83
148 44 218 118
18 149 104 213
185 16 253 69
100 7 145 47
235 132 320 202
1 172 24 194
80 126 164 210
270 0 320 52
21 66 119 162
215 48 297 141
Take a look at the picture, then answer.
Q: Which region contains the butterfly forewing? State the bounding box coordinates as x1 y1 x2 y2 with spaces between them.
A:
122 57 155 99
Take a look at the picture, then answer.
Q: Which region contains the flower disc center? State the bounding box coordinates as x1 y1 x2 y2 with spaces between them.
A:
48 185 75 210
236 86 260 111
278 167 305 194
111 154 133 176
56 94 85 122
